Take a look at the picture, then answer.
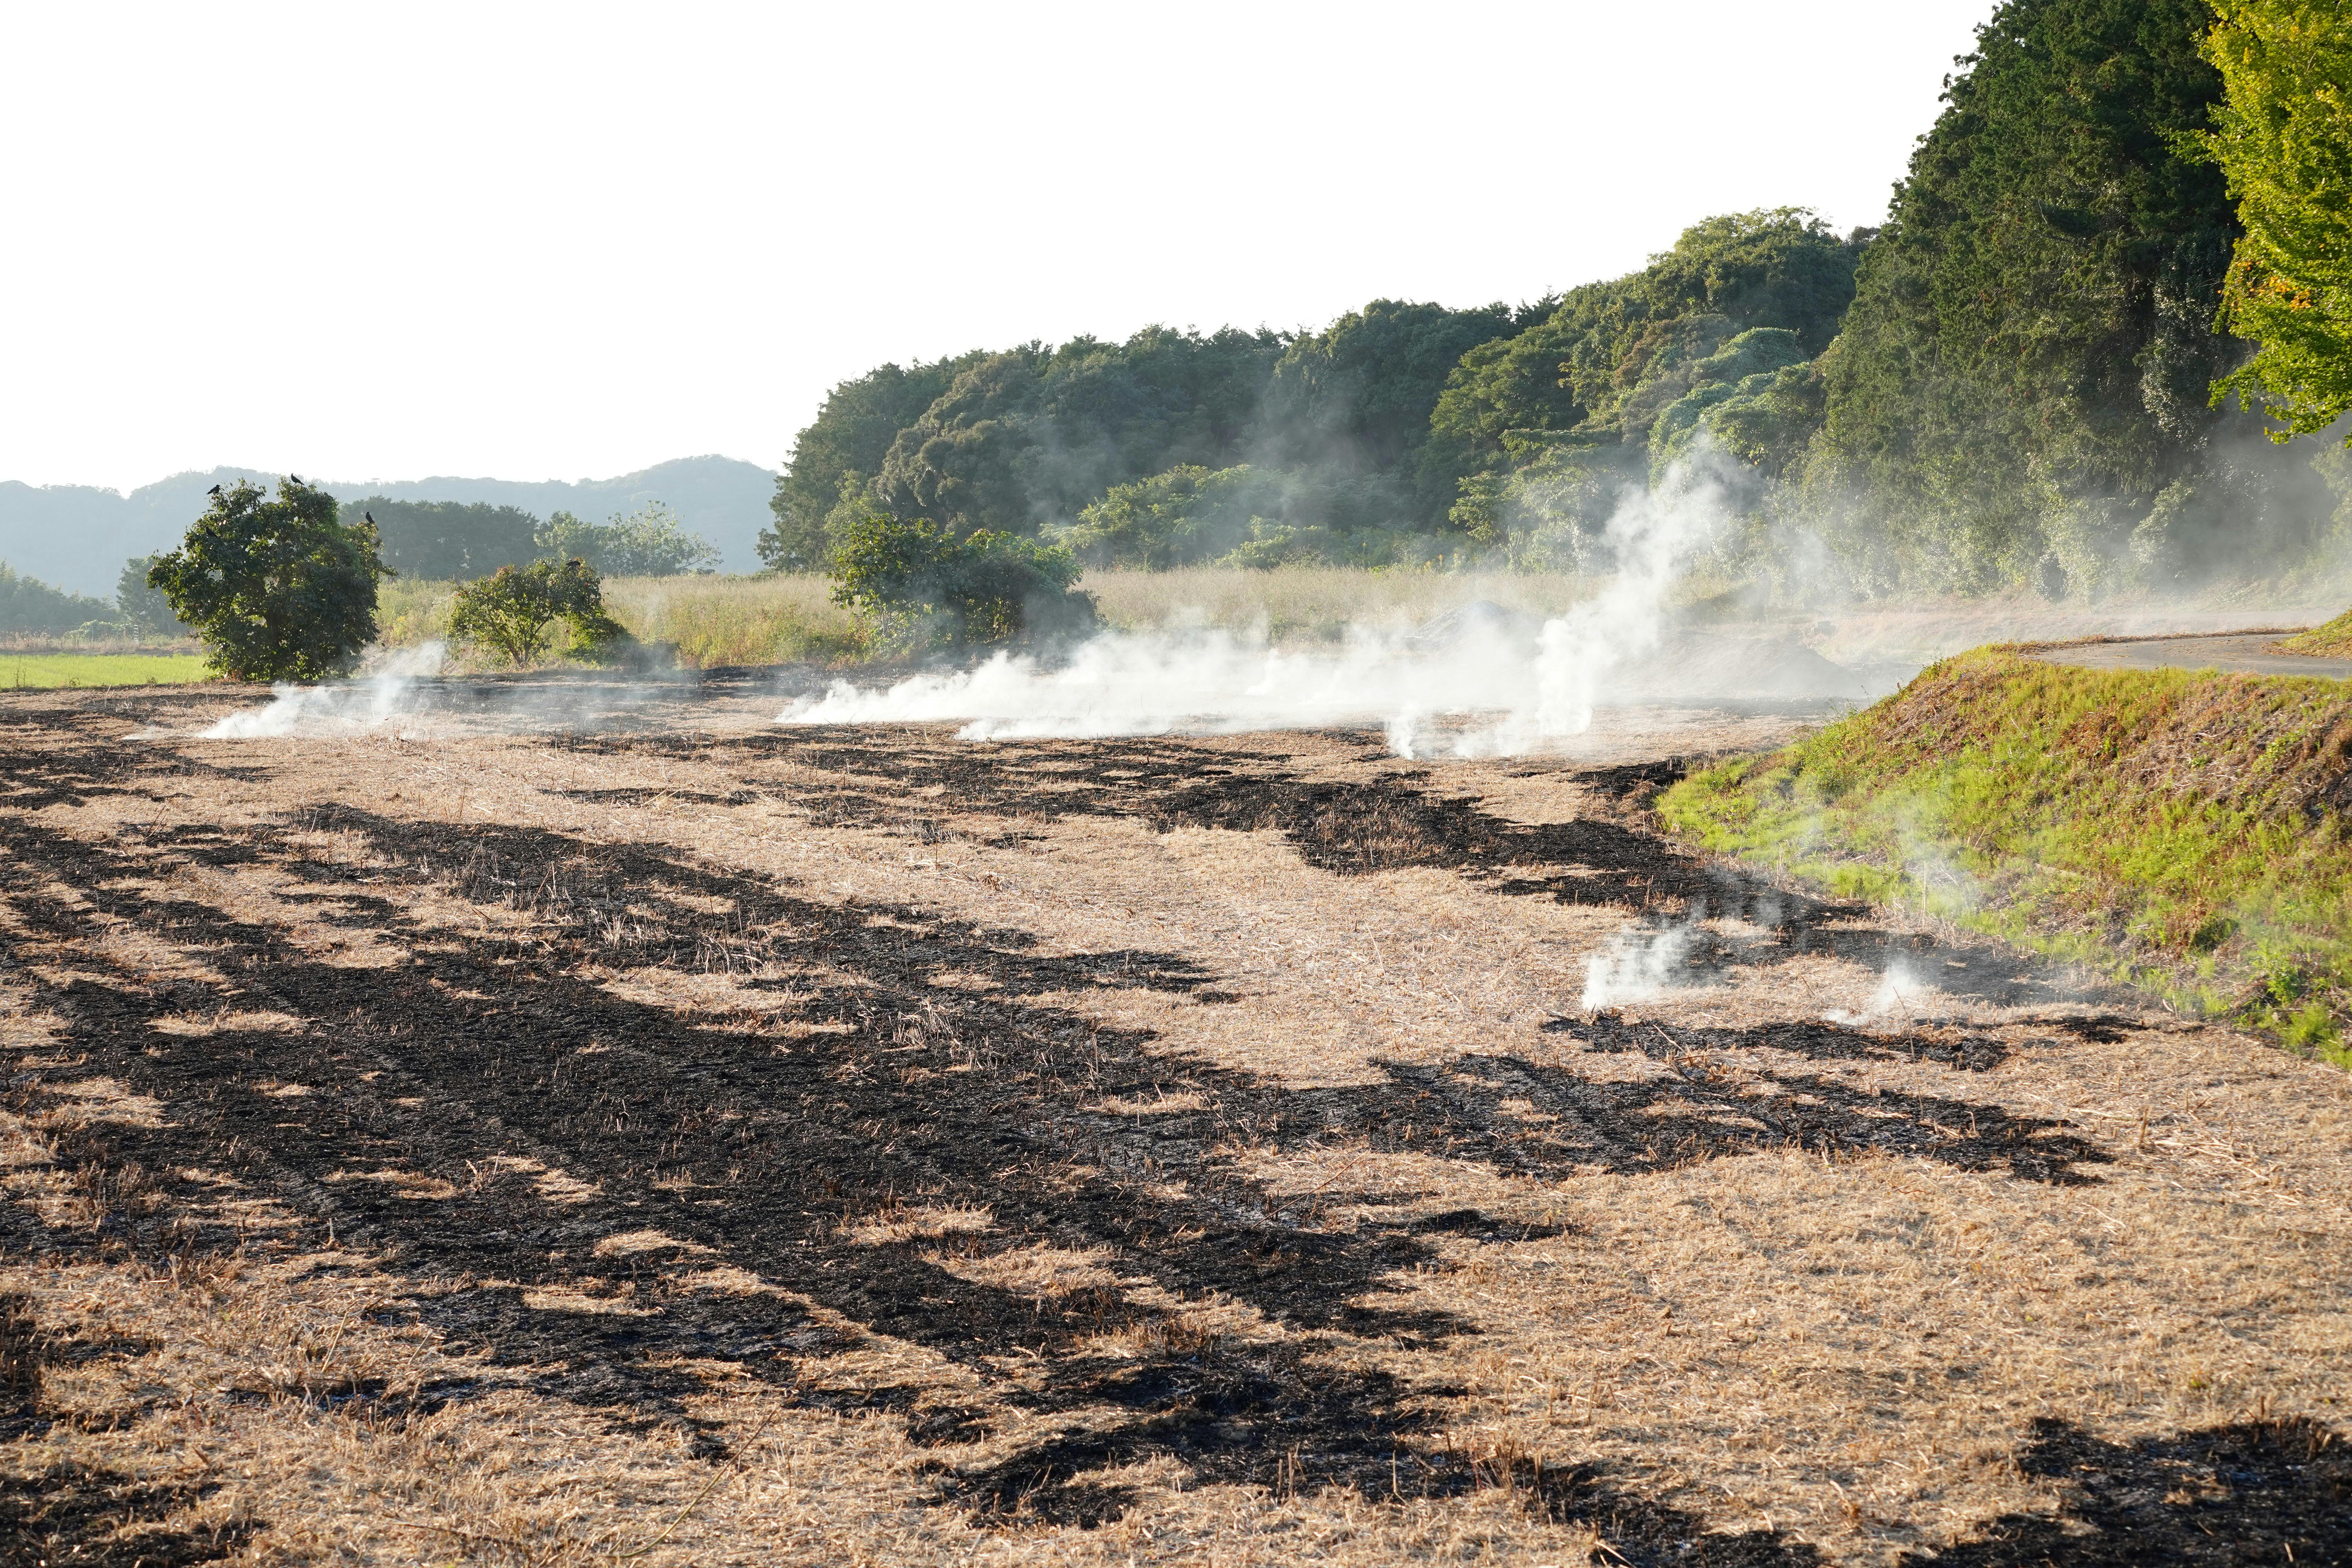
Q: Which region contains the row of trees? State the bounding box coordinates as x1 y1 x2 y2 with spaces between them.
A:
357 496 717 580
764 0 2352 599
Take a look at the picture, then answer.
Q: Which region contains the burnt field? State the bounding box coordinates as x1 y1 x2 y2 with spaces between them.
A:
1 678 2348 1565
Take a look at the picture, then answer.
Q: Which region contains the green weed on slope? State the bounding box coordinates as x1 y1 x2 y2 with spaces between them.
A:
1659 650 2352 1062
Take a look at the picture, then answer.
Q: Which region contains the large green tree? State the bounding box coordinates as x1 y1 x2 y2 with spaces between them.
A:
761 355 982 570
536 503 718 576
347 495 539 580
1811 0 2245 589
149 478 391 681
1254 299 1530 517
1423 211 1866 496
867 325 1285 538
2198 0 2352 441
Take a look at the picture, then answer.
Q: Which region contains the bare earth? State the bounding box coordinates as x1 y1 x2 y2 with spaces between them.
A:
1 675 2347 1566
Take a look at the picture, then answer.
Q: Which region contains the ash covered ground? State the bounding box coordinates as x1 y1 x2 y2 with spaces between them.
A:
0 673 2347 1565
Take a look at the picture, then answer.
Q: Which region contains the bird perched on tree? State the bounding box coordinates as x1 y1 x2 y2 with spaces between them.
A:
207 483 222 497
364 510 376 526
288 474 302 485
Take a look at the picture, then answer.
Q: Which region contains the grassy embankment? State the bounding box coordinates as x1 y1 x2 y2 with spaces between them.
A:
375 568 1599 668
1660 648 2352 1060
2278 604 2352 655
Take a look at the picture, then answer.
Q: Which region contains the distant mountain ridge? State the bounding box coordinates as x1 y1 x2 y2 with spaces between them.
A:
0 455 778 595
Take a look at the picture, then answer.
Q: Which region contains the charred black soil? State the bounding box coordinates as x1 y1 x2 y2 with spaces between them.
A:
0 685 2347 1564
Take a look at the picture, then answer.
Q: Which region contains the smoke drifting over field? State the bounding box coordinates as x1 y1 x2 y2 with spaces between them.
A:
201 643 450 738
784 462 1872 756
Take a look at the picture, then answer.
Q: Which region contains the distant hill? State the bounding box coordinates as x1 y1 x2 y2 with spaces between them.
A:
0 456 777 596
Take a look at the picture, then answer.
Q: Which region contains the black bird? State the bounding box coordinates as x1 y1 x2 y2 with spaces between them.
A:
207 483 221 497
288 473 302 485
364 510 376 526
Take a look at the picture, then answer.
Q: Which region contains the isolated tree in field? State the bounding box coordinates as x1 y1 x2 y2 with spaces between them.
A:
148 479 390 681
829 499 1094 648
2199 0 2352 441
448 558 628 666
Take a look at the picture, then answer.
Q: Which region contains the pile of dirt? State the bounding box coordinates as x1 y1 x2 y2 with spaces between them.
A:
1401 599 1547 652
1621 633 1880 703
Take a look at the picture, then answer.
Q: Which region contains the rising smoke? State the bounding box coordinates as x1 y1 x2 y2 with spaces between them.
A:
785 456 1764 757
1579 919 1703 1012
201 642 451 738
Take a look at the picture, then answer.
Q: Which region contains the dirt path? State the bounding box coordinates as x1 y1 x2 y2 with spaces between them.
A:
0 679 2347 1565
2031 630 2352 680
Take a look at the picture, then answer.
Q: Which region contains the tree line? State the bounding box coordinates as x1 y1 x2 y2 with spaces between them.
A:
0 493 718 640
765 0 2352 598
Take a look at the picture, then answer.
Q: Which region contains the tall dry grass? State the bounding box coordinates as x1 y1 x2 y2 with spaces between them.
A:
1081 567 1595 641
374 568 1603 670
600 574 866 666
374 574 866 668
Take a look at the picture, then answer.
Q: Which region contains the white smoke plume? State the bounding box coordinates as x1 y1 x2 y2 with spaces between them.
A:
201 642 450 738
1825 959 1926 1026
785 460 1740 757
1580 920 1701 1012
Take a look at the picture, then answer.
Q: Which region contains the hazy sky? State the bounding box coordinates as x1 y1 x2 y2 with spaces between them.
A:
0 1 1998 494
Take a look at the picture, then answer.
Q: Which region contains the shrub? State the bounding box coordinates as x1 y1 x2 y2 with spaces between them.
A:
448 558 629 666
830 502 1095 648
148 479 390 681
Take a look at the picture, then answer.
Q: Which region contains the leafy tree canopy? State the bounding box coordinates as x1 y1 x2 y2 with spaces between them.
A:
448 558 627 666
2198 0 2352 441
347 496 539 581
1061 464 1418 569
148 478 390 681
829 496 1095 648
867 325 1286 540
115 556 191 637
1256 299 1534 511
1421 211 1866 501
1812 0 2244 589
536 503 719 576
761 354 985 571
0 563 113 635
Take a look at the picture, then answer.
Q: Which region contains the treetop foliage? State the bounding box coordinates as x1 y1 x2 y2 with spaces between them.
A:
2197 0 2352 442
536 503 719 577
149 478 390 681
349 496 539 581
0 563 114 635
769 4 2352 598
761 354 984 571
1813 0 2251 589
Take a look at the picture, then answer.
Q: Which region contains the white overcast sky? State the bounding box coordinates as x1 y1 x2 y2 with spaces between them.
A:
0 1 1998 494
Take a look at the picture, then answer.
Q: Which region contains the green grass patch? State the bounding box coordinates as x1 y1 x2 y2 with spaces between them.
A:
1658 648 2352 1065
2 653 217 690
2276 604 2352 655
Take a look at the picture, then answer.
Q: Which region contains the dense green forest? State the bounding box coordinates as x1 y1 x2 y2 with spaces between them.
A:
763 0 2352 596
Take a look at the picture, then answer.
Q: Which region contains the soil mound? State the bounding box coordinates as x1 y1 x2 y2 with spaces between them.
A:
1622 634 1877 703
1403 599 1546 652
